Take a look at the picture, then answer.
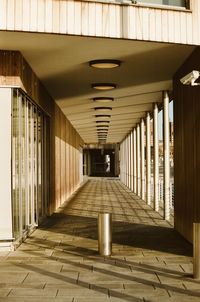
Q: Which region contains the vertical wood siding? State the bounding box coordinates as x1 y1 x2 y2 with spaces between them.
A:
0 0 199 45
0 50 84 214
173 48 200 243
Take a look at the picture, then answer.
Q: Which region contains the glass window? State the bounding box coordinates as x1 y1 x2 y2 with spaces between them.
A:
11 89 50 241
138 0 187 8
12 90 21 239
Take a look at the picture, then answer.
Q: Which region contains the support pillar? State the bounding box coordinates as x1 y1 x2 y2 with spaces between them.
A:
126 137 128 187
133 128 137 194
128 134 131 189
130 131 133 191
141 119 145 200
146 112 151 205
163 91 170 220
136 124 141 197
154 104 159 211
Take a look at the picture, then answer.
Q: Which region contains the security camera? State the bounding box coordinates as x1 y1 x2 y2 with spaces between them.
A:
180 70 200 86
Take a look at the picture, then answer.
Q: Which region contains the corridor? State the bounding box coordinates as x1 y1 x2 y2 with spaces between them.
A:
0 178 198 302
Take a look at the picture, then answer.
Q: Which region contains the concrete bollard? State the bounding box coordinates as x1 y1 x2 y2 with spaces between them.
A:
98 213 112 256
193 223 200 279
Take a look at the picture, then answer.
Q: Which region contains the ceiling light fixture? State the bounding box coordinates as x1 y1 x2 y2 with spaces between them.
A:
89 59 121 69
93 97 114 103
92 83 116 90
96 120 110 124
97 133 108 136
94 107 112 112
97 130 108 133
95 115 111 119
96 125 109 128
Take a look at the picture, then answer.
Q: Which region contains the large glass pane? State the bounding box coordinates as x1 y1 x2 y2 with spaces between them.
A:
34 107 38 224
12 90 21 239
28 102 34 225
12 89 50 241
37 111 42 219
21 96 27 231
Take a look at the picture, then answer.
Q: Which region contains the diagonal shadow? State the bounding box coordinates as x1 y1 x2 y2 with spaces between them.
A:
13 244 200 299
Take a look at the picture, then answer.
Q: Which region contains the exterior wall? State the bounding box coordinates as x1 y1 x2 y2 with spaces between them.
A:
0 50 84 215
173 47 200 243
0 0 200 45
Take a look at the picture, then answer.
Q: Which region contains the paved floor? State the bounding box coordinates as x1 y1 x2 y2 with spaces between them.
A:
0 178 199 302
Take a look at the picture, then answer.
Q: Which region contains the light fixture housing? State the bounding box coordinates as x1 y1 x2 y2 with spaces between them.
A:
92 83 116 90
94 107 112 112
96 125 109 128
95 115 111 119
89 59 121 69
96 120 110 124
97 128 109 132
93 97 114 103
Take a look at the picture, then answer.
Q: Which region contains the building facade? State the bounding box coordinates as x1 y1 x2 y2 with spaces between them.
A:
0 0 200 249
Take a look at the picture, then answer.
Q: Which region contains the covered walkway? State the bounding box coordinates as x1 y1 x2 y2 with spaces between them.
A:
0 178 198 302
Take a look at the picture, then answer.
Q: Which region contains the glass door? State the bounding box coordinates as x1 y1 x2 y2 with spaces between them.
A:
11 89 50 242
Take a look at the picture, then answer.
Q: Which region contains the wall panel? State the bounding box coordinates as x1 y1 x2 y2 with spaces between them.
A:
0 50 84 215
173 47 200 243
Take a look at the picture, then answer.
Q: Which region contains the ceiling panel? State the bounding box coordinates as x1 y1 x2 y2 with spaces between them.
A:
0 31 194 144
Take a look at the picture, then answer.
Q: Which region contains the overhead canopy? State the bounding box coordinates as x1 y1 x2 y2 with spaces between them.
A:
0 31 194 143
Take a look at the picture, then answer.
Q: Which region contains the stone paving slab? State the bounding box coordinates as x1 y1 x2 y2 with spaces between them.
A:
0 299 73 302
0 178 195 302
8 288 57 297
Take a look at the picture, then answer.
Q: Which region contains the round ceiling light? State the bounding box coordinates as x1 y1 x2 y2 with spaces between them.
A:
93 97 114 103
89 59 121 69
95 115 111 119
96 125 109 128
92 83 116 90
96 120 110 124
97 129 108 132
94 107 112 112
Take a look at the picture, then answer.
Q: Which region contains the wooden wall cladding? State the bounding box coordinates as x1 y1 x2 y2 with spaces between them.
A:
173 47 200 243
54 105 83 210
0 0 199 45
0 50 84 214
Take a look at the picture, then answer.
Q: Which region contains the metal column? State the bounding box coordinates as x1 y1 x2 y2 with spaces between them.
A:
163 91 170 220
126 136 129 187
136 124 141 197
154 104 159 211
140 119 145 200
130 131 133 191
146 112 151 205
133 128 137 194
128 134 131 189
98 213 112 256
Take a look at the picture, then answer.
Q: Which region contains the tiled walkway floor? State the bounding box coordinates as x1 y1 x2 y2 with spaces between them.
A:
0 178 199 302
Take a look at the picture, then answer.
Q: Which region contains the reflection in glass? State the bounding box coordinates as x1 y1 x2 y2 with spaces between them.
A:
11 89 49 241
